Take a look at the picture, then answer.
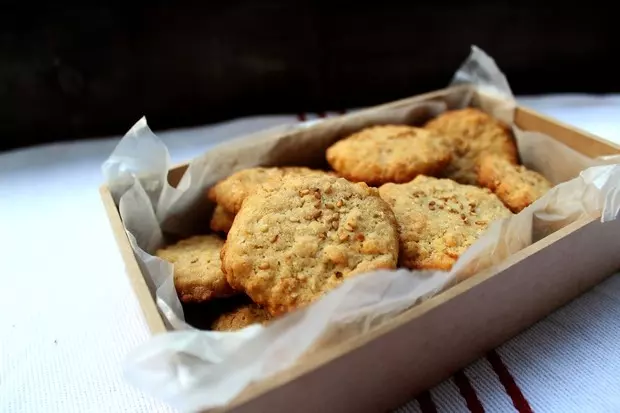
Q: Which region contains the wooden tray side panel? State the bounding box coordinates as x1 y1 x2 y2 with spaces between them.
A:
226 218 620 413
514 106 620 157
99 186 167 334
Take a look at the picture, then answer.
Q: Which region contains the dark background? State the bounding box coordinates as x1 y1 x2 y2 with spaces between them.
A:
1 3 617 151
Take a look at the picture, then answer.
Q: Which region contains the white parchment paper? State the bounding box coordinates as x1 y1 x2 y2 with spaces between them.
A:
102 46 620 412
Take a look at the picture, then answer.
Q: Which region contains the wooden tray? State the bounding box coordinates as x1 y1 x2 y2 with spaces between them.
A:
101 88 620 412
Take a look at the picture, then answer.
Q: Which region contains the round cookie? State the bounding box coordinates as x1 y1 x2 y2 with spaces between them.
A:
156 235 235 303
208 166 325 214
477 153 552 213
221 174 400 316
210 303 272 332
424 108 519 185
325 125 452 186
379 175 512 271
210 204 236 235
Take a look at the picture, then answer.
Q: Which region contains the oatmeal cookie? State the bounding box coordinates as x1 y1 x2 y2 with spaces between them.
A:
379 175 512 271
424 108 518 185
221 174 400 316
477 153 552 213
156 235 235 303
210 302 272 331
210 204 236 234
325 125 452 186
208 166 326 214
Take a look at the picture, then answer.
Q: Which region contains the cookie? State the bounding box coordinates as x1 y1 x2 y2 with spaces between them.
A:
477 153 552 213
221 174 400 316
210 302 272 332
208 166 325 214
379 175 512 271
156 235 235 303
424 108 519 185
325 125 452 186
210 205 236 234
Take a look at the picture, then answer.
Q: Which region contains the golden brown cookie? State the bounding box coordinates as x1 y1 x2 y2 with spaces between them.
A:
221 174 400 316
210 302 272 332
424 108 519 185
208 166 325 214
209 205 236 234
325 125 452 186
476 153 552 213
379 175 512 271
156 235 235 303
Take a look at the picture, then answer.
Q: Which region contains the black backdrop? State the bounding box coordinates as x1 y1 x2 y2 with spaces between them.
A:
1 2 617 150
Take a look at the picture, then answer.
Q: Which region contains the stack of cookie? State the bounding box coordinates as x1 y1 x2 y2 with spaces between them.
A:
156 107 552 331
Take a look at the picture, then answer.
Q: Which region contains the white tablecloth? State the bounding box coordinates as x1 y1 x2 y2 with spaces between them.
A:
1 95 620 413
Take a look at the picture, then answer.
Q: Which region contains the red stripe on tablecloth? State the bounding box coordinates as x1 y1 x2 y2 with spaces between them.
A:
416 390 438 413
487 350 534 413
297 113 306 121
453 370 485 412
